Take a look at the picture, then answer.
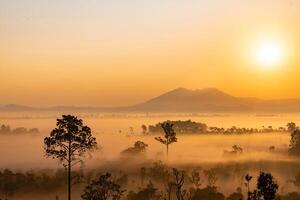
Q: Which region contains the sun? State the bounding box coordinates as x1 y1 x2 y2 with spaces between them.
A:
255 40 284 69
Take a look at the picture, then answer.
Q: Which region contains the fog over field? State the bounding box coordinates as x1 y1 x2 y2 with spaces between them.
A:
1 112 300 168
1 112 300 200
2 0 300 199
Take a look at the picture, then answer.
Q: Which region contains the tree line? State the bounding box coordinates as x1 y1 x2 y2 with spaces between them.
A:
144 120 288 135
0 124 39 134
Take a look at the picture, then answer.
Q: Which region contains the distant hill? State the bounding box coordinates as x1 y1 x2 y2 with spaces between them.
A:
129 88 245 112
129 88 300 112
1 88 300 113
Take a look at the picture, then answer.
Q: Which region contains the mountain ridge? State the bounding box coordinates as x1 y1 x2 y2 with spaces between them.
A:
1 88 300 113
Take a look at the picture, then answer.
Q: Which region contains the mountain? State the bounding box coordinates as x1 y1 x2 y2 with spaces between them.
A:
1 88 300 113
129 88 247 112
129 88 300 112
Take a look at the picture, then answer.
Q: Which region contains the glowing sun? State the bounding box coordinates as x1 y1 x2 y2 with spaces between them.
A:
255 40 284 69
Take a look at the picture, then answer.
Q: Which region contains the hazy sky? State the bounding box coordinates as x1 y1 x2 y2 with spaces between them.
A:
1 0 300 106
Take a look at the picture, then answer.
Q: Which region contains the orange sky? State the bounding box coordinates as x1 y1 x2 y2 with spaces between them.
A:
1 0 300 106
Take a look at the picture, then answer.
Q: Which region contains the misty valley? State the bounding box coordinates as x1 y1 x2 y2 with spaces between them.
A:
2 0 300 199
0 113 300 200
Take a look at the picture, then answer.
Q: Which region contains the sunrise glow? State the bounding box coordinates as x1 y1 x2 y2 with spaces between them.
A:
255 40 285 69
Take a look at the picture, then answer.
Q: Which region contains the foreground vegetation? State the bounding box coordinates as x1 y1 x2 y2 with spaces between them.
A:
1 160 300 200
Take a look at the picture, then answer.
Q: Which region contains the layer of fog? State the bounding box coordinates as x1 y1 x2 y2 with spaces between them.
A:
1 113 300 199
1 113 300 169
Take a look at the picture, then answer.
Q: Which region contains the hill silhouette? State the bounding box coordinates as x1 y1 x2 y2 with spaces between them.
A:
1 88 300 113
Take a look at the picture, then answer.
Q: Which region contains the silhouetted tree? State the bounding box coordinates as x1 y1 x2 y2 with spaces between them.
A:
121 141 148 156
44 115 97 200
165 182 173 200
149 120 207 134
171 168 186 200
224 145 243 156
189 170 201 189
289 129 300 155
287 122 297 132
129 127 134 135
140 167 147 186
147 161 171 183
127 182 162 200
269 146 275 152
246 172 278 200
141 125 148 135
81 173 125 200
190 186 225 200
155 123 177 157
245 174 253 200
204 169 218 187
256 172 278 200
0 125 11 134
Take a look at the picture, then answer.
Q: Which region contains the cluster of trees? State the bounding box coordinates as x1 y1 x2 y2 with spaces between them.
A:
0 169 67 197
288 122 300 155
145 120 288 135
245 173 278 200
208 126 286 134
79 162 300 200
0 124 39 134
223 145 243 156
148 120 207 134
2 162 300 200
121 141 148 157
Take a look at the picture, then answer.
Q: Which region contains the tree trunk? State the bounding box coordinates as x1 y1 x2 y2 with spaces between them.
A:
166 144 169 157
68 160 71 200
247 182 250 200
68 140 72 200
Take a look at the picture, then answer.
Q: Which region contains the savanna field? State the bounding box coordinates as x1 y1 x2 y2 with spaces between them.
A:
1 112 300 199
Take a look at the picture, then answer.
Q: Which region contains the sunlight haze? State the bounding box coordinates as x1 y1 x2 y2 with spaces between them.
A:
1 0 300 106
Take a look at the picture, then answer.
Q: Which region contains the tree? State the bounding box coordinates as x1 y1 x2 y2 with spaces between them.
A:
121 141 148 156
82 173 125 200
224 145 243 156
204 169 218 187
44 115 97 200
189 170 201 189
154 123 177 157
246 172 278 200
287 122 297 132
171 168 186 200
289 129 300 155
147 161 171 183
245 174 253 200
141 125 148 135
190 186 225 200
140 167 147 186
256 172 278 200
127 182 162 200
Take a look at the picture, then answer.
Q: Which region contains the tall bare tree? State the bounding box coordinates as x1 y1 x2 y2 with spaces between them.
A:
44 115 97 200
172 168 186 200
245 174 253 200
155 122 177 157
